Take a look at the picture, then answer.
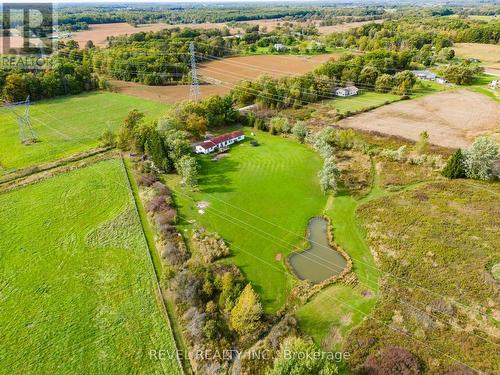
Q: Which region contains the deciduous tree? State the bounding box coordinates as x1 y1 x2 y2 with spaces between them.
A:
463 136 498 180
230 283 263 336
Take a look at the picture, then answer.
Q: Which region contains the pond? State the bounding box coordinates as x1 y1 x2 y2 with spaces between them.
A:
288 217 347 284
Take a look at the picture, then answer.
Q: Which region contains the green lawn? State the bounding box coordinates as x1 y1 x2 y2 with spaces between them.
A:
168 129 327 312
467 73 500 102
0 92 167 174
321 91 401 114
0 159 182 375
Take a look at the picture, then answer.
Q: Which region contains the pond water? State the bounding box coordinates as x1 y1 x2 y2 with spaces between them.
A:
288 217 348 284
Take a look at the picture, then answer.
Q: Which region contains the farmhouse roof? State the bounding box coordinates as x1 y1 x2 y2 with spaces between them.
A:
198 131 244 150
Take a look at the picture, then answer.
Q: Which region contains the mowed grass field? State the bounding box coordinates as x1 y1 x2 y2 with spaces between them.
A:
0 159 182 374
0 92 167 174
321 91 401 114
169 129 326 312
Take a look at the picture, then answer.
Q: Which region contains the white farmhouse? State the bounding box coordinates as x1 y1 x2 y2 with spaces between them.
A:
335 86 359 97
194 130 245 154
273 43 287 52
411 70 436 81
489 80 500 89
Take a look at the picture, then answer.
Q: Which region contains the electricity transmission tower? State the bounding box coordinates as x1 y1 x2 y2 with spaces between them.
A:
5 97 38 144
189 42 201 101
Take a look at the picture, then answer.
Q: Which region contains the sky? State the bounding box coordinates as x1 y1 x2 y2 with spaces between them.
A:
3 0 362 3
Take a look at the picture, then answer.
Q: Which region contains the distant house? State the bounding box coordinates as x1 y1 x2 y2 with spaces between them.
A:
273 43 287 52
489 80 500 89
194 131 245 154
436 77 449 84
411 70 436 81
336 86 359 97
467 58 481 63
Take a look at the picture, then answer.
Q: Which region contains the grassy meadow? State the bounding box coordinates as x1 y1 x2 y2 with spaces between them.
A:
0 159 181 374
168 129 327 312
0 92 167 174
344 179 500 372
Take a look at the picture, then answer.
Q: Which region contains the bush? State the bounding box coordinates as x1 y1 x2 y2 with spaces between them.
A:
334 129 356 150
268 337 338 375
254 117 268 131
99 129 116 147
269 117 291 135
152 181 171 196
463 136 498 180
361 346 421 375
192 228 230 263
160 239 189 266
183 307 206 342
155 207 177 226
146 195 170 214
292 121 308 143
137 173 157 187
415 131 430 155
170 269 202 307
380 146 407 162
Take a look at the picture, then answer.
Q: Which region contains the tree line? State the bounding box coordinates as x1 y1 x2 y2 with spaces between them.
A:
231 50 419 110
0 44 97 102
325 16 499 52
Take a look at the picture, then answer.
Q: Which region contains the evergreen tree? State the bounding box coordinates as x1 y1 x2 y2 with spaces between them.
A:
230 283 263 336
145 130 170 172
442 149 466 179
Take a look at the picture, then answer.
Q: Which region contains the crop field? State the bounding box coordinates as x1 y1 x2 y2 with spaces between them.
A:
0 159 181 374
108 54 336 103
108 79 229 103
69 22 237 47
242 18 384 34
338 89 500 148
0 92 166 174
453 43 500 75
198 54 336 84
67 18 385 48
168 129 326 312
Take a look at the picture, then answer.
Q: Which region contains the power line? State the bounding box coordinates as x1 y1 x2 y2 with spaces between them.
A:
189 41 200 102
4 96 38 145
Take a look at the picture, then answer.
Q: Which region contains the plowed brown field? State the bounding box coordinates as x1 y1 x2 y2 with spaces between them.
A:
338 90 500 148
108 53 335 103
